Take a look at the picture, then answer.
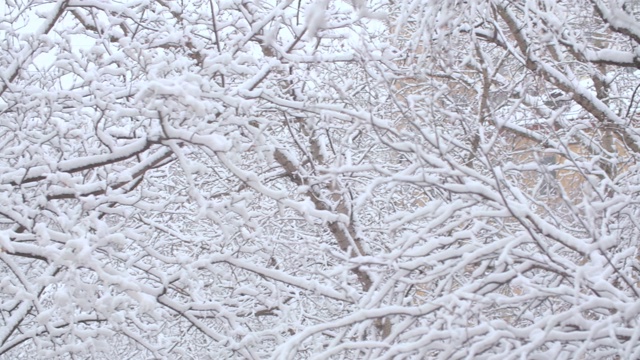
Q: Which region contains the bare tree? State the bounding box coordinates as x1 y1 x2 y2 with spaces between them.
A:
1 0 640 359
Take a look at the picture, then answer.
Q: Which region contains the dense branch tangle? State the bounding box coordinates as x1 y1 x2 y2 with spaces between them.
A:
0 0 383 357
372 0 640 358
2 0 640 359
